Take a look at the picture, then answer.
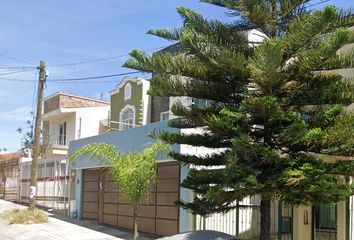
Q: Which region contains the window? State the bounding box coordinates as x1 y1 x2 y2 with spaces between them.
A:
58 122 66 145
160 111 169 121
124 83 132 100
192 98 213 107
120 105 135 130
315 205 337 230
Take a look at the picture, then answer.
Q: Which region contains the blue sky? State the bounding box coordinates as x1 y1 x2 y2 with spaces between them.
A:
0 0 352 151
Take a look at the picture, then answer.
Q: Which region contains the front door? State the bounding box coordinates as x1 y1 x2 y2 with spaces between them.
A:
82 169 104 223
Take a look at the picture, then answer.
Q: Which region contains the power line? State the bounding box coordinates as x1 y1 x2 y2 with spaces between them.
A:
0 68 37 76
48 54 130 67
0 66 35 69
47 45 168 67
49 80 123 84
0 53 35 66
48 71 141 82
0 70 143 83
306 0 332 8
0 78 35 83
52 61 117 78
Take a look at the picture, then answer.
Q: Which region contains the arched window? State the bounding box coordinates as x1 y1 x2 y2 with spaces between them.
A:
124 83 132 100
119 105 135 130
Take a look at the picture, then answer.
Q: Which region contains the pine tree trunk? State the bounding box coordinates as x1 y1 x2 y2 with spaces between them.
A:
260 198 271 240
133 203 139 240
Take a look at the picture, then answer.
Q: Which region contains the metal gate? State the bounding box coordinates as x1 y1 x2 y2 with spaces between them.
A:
196 196 293 239
20 157 69 214
81 161 180 237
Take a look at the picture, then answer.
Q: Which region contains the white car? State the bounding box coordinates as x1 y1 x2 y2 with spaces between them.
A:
157 230 236 240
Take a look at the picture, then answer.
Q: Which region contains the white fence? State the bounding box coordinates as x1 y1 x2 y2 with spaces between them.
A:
20 157 69 213
196 196 292 240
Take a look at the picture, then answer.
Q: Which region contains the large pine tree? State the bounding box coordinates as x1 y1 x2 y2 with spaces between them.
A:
124 1 354 239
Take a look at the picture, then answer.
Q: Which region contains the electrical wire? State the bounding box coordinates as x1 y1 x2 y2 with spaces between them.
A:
0 66 34 69
0 70 143 83
306 0 332 8
48 71 140 82
52 61 117 78
0 53 35 66
0 78 35 83
31 72 38 111
49 80 125 84
0 68 37 76
47 45 169 67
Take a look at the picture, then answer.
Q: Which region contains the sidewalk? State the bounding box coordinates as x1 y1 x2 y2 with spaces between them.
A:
0 200 154 240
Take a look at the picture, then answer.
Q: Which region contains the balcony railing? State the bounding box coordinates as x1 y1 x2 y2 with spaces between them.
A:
109 120 140 131
49 135 67 147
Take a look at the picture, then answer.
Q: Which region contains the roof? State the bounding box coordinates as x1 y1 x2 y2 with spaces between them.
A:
44 92 110 105
0 151 21 164
157 43 181 54
109 76 148 96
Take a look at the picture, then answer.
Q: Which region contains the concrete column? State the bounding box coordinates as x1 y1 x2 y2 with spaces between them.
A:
337 201 346 240
75 169 83 219
293 205 312 240
179 164 191 233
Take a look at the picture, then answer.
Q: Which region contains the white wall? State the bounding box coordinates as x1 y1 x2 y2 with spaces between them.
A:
48 113 76 145
141 80 151 125
75 106 110 139
47 106 109 146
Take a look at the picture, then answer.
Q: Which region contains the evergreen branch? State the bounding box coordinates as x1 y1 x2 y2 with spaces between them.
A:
325 160 354 176
281 0 310 20
123 50 153 73
283 7 350 58
295 27 353 73
170 151 228 166
158 130 232 148
199 0 227 8
147 28 181 41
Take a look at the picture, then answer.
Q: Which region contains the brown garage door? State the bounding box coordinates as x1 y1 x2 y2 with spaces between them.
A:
82 161 180 237
82 169 101 220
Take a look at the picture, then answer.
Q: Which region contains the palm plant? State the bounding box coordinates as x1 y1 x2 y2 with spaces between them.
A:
70 140 170 240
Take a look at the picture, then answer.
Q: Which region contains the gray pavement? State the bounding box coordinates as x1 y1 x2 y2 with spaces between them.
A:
0 199 154 240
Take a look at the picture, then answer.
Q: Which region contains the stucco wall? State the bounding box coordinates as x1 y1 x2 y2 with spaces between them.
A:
44 93 109 114
59 94 108 108
75 106 110 139
47 112 76 145
151 96 170 122
69 121 180 169
110 81 143 130
293 206 312 240
44 95 60 114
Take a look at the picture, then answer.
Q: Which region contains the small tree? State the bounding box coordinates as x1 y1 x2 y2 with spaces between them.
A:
70 141 170 240
17 112 50 158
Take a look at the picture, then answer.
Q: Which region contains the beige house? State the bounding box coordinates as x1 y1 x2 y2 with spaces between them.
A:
20 92 110 213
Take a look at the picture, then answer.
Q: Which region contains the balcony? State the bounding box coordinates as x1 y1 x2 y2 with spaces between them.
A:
48 135 69 156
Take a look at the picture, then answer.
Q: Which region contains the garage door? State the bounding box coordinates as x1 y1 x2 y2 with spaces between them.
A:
82 169 101 220
82 161 180 237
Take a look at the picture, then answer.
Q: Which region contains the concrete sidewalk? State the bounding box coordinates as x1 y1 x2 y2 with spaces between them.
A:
0 200 154 240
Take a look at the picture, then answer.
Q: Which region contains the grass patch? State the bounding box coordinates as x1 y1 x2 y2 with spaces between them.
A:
0 208 48 224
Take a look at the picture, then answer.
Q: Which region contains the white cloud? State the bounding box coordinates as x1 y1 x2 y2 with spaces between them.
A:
0 107 33 122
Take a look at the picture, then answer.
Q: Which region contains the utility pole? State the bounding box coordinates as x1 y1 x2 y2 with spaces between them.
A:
29 60 46 211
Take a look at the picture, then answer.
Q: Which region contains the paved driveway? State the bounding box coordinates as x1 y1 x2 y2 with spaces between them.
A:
0 200 154 240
